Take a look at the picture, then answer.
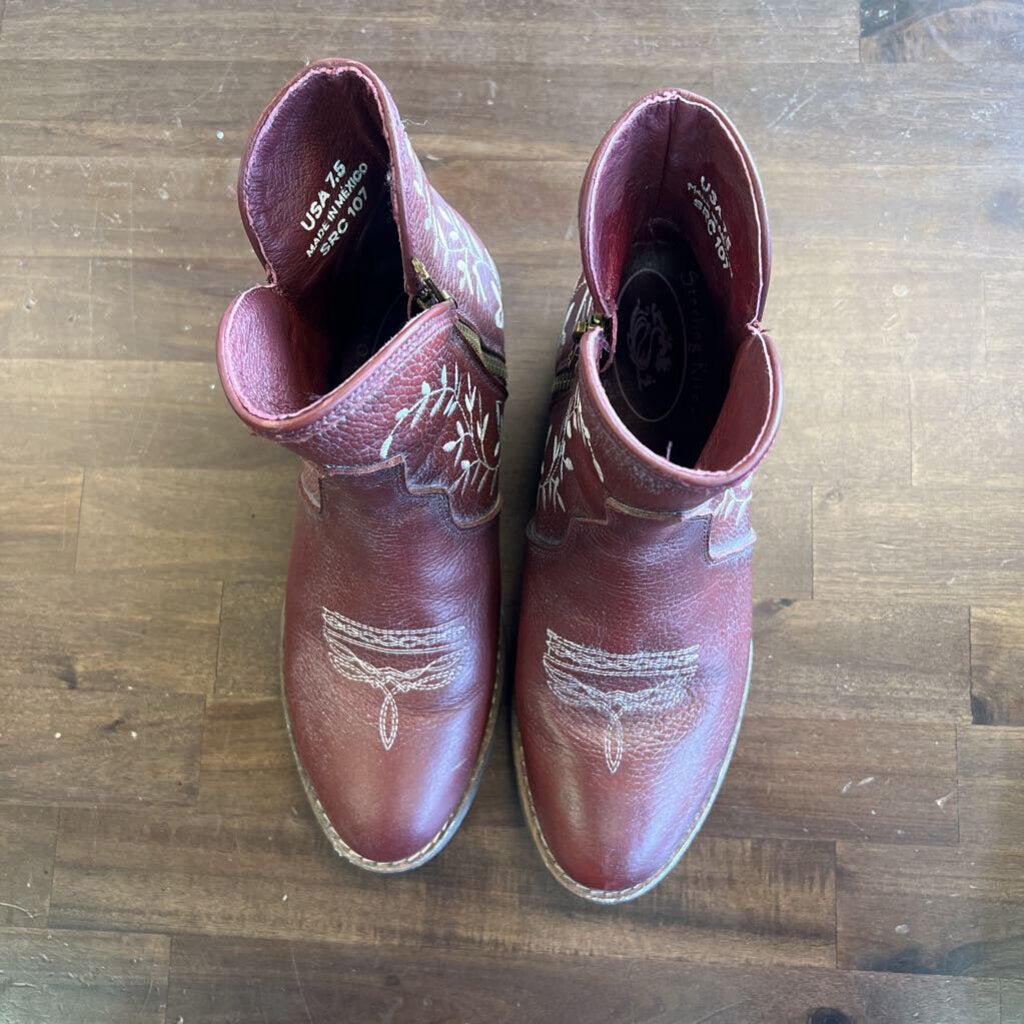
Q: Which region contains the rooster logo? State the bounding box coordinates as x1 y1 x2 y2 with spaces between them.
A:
321 608 464 750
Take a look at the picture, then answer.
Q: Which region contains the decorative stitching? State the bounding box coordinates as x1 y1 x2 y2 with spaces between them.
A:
378 362 502 497
405 133 504 331
513 642 752 903
542 629 700 774
283 611 505 873
321 608 465 749
537 385 603 511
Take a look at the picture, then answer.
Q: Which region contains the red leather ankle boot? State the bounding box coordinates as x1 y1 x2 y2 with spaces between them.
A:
514 90 782 902
218 60 506 871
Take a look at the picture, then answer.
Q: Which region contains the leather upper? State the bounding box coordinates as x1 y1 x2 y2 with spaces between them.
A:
217 60 505 867
516 89 781 900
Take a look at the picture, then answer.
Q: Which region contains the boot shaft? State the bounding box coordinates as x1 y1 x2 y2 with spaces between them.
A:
216 59 506 525
533 88 781 542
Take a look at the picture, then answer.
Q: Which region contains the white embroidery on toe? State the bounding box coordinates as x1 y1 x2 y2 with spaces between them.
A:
542 628 699 773
321 608 464 750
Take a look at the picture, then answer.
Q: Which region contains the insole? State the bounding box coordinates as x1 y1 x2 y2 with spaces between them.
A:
606 237 730 468
323 190 409 392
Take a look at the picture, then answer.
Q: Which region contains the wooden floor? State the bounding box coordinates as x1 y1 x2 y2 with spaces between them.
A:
1 1 1023 1021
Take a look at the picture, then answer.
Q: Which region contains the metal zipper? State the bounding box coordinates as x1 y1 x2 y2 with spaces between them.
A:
551 312 610 395
411 257 507 383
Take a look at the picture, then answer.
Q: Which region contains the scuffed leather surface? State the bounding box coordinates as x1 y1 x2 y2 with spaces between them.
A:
516 89 780 896
217 60 505 864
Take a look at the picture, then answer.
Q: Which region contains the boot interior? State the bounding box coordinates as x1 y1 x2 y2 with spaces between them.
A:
224 65 411 421
586 94 771 472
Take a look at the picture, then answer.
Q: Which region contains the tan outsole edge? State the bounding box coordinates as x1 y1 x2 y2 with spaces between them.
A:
512 642 753 904
282 616 504 873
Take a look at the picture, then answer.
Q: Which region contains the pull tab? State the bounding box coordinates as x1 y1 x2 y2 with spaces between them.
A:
573 311 615 374
411 257 451 311
572 311 611 342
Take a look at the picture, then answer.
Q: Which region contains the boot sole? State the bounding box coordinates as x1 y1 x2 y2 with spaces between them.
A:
512 640 752 904
281 607 504 873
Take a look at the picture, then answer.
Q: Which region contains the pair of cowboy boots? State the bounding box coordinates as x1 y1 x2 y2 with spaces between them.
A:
218 60 781 903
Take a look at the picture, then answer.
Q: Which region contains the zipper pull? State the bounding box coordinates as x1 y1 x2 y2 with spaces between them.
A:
572 311 610 341
411 257 451 310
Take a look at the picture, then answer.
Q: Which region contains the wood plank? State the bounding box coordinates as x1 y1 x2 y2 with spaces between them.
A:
911 372 1024 487
1004 980 1024 1023
767 257 985 372
0 805 56 927
215 579 285 695
196 697 305 819
837 840 1024 977
75 466 295 578
813 485 1024 604
707 717 958 844
971 605 1024 725
0 926 169 1024
763 162 1024 259
0 686 203 806
0 2 859 64
771 366 911 483
751 473 813 600
958 724 1024 848
713 61 1024 166
0 575 221 693
0 358 290 469
167 934 1000 1024
750 598 971 722
985 270 1024 368
0 466 82 576
0 257 257 360
861 0 1024 63
0 156 247 260
0 58 717 158
50 807 837 967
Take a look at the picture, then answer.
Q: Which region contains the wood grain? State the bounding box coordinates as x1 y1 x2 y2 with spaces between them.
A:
860 0 1024 63
0 926 169 1024
0 575 221 692
75 466 295 577
215 579 286 695
0 467 82 576
0 257 257 360
0 358 291 469
50 807 837 968
912 371 1024 487
0 805 56 927
813 485 1024 604
749 598 971 722
837 839 1024 977
167 934 1001 1024
0 1 860 65
708 717 959 844
971 605 1024 725
0 685 204 806
1 0 1022 1016
958 724 1024 848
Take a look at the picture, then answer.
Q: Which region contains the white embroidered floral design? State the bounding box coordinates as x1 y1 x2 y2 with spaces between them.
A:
406 134 504 330
684 478 752 524
543 629 700 774
537 385 603 511
321 608 464 750
378 363 502 496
